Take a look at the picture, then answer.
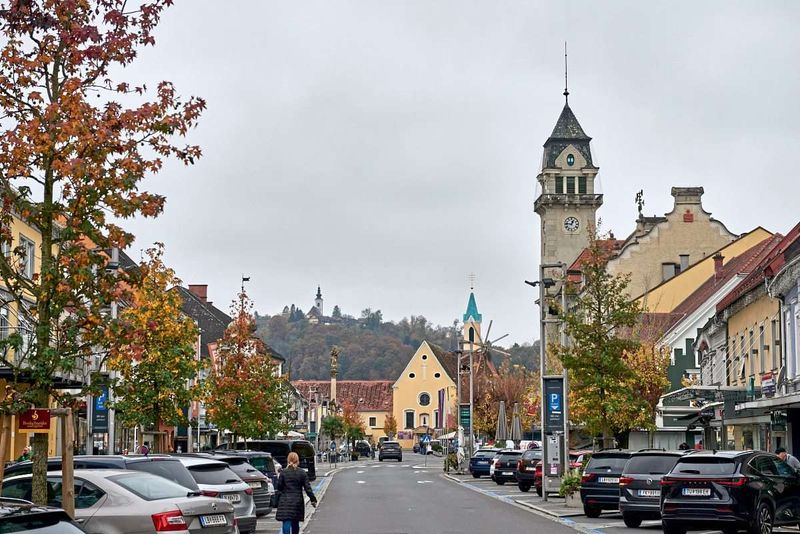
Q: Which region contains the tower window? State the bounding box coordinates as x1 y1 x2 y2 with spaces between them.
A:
578 176 587 194
566 154 575 166
566 177 575 194
555 176 564 194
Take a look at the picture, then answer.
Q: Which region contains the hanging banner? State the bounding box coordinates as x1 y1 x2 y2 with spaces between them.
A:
92 386 109 433
19 409 51 433
543 376 564 434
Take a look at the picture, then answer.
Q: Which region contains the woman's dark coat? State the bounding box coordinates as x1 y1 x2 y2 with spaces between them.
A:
275 467 316 522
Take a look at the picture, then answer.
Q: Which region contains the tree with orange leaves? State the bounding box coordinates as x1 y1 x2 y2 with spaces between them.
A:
0 0 204 502
107 244 201 453
341 401 366 450
204 291 288 441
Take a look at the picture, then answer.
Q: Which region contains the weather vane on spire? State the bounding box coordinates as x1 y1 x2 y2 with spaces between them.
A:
468 273 476 291
563 41 569 104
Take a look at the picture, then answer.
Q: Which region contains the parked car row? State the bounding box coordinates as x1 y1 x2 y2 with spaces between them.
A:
0 440 316 534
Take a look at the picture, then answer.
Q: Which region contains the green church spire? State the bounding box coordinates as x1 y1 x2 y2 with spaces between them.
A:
463 292 482 323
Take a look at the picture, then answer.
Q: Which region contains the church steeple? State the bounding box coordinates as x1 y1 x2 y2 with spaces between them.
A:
314 286 323 316
462 291 482 345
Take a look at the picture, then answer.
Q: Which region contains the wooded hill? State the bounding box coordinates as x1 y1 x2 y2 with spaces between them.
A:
254 307 538 380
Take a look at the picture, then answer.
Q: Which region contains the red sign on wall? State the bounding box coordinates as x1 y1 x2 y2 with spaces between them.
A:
19 409 51 433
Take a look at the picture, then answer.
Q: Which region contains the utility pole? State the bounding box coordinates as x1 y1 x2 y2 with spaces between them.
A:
106 247 119 454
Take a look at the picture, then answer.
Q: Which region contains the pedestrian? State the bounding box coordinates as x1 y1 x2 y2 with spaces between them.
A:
678 442 689 450
16 446 31 462
275 452 317 534
776 447 800 470
139 441 150 455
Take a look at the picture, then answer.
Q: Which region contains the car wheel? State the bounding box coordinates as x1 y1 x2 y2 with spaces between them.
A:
749 501 773 534
722 528 738 534
495 479 506 486
519 482 531 492
622 513 642 528
662 521 686 534
379 458 383 462
472 473 480 478
536 486 542 497
583 505 601 518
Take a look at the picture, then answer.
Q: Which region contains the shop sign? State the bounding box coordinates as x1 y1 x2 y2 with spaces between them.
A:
762 372 776 397
18 409 51 433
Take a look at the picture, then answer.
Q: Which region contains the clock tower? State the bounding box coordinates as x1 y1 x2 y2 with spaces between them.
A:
534 96 603 271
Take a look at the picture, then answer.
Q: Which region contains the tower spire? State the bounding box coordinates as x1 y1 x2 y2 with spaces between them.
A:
563 41 569 105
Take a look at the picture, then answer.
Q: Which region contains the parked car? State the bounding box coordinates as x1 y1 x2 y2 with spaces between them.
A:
468 449 498 478
182 453 273 517
4 454 200 492
217 440 316 481
491 450 523 486
0 498 86 533
2 469 236 534
618 450 685 527
660 450 800 534
353 441 372 457
580 450 633 518
379 441 403 462
222 450 278 486
174 456 257 534
514 449 543 492
412 443 421 454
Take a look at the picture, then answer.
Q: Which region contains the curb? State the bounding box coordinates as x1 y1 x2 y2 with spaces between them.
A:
440 473 602 534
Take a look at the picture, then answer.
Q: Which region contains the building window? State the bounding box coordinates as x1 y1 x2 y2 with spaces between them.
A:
20 235 34 279
408 372 416 379
578 176 587 194
566 176 575 194
368 416 377 428
419 392 431 407
749 329 755 376
420 414 429 427
555 176 564 194
1 239 9 258
759 324 766 373
680 254 690 271
421 354 428 360
0 307 7 340
771 319 780 370
434 372 441 379
662 263 677 281
404 410 415 430
434 409 440 428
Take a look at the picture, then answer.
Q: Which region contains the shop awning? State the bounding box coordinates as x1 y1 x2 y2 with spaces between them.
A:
736 391 800 412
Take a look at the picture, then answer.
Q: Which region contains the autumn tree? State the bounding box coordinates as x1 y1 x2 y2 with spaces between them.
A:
557 233 640 445
383 414 397 439
320 415 345 445
473 360 534 439
0 1 204 502
205 291 287 441
107 244 201 453
341 401 366 449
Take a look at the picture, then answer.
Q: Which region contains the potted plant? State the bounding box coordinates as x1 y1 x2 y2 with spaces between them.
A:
559 470 582 507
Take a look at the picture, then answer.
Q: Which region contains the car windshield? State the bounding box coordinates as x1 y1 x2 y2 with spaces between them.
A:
624 454 680 475
246 457 275 474
0 514 85 533
586 455 629 472
474 450 496 458
383 443 400 449
674 457 737 475
128 460 198 491
499 452 522 460
523 451 542 460
189 464 242 485
110 472 195 501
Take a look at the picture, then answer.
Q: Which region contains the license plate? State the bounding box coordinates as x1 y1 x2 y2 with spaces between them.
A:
638 489 660 497
502 471 513 476
682 487 711 497
200 514 227 527
248 481 261 489
598 477 619 484
478 461 488 464
222 493 241 503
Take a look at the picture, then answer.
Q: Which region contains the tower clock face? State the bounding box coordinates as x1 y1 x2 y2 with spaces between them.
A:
564 216 580 233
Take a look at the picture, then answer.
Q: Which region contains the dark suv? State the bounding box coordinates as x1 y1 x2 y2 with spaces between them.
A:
379 441 403 462
0 498 85 533
580 450 633 518
514 449 542 492
618 450 685 527
218 440 316 480
223 450 278 485
492 450 523 485
3 454 199 491
661 450 800 534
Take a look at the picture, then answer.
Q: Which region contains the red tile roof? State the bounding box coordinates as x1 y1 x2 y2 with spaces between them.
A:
716 234 786 313
567 239 625 282
292 380 393 412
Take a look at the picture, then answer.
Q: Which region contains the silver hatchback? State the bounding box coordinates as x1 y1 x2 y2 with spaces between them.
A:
2 469 236 534
175 456 257 534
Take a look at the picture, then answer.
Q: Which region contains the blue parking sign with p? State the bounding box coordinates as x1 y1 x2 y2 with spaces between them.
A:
549 393 561 413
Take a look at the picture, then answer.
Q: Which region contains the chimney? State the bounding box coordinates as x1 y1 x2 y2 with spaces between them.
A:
188 284 208 303
713 254 724 282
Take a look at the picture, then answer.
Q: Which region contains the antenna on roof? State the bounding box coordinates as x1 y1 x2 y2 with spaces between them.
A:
563 41 569 105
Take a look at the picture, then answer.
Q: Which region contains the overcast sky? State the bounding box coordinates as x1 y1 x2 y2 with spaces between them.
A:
122 1 800 346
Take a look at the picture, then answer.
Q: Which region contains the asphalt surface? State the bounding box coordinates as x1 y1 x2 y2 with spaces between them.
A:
303 458 577 534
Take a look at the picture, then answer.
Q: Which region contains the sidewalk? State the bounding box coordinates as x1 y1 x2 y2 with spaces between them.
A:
442 470 584 518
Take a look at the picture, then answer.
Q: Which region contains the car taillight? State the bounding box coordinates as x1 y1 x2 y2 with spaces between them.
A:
619 476 634 487
152 510 187 532
244 487 253 495
660 477 676 486
717 477 749 487
201 490 220 497
581 473 596 484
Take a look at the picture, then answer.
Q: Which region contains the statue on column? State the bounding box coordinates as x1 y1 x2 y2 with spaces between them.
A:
330 347 339 378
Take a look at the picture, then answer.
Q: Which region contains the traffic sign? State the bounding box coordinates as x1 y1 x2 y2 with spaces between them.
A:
421 435 431 444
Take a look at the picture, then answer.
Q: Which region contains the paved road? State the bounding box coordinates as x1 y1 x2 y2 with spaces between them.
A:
303 459 576 534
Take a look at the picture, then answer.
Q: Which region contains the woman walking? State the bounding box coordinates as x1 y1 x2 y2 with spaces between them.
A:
276 452 318 534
